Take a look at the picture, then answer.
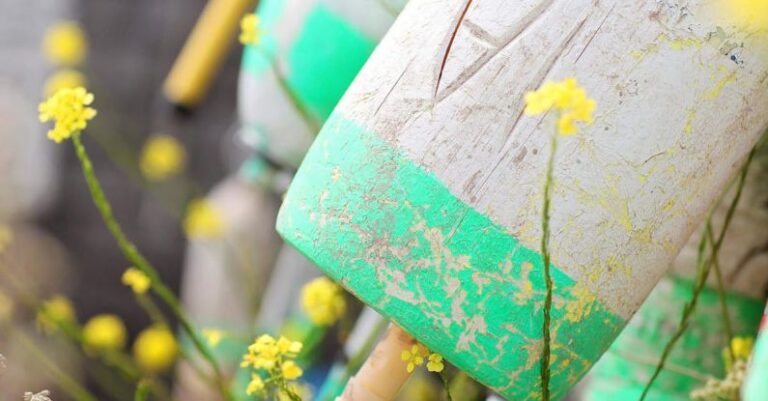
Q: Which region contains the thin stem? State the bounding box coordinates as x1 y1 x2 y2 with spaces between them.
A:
134 380 151 401
440 371 454 401
539 131 559 401
639 147 755 401
610 348 710 382
12 329 98 401
70 133 233 401
706 221 735 362
263 51 321 134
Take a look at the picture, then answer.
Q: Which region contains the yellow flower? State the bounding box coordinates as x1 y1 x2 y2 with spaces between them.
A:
300 277 347 326
202 328 224 348
122 267 151 295
401 344 427 373
140 135 186 181
38 87 97 143
246 373 265 395
43 21 87 66
0 290 13 323
133 325 178 373
44 69 87 98
241 334 305 396
281 360 303 380
524 78 596 136
723 336 754 371
426 353 445 373
717 0 768 30
0 224 12 253
239 14 263 46
183 198 223 239
37 295 76 334
82 314 127 352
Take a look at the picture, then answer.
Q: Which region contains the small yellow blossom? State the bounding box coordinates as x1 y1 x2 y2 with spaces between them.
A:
300 277 347 326
43 21 87 66
241 334 304 396
37 295 76 334
202 328 224 348
133 325 178 373
401 344 427 373
0 225 12 253
718 0 768 30
239 14 263 46
82 314 127 352
0 290 13 323
246 373 265 395
38 87 97 143
140 135 186 181
281 360 303 380
122 267 151 295
524 78 596 136
44 69 87 97
722 336 754 371
426 353 445 373
183 198 223 239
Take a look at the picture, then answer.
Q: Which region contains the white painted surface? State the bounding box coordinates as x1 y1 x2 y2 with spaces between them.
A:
333 0 768 319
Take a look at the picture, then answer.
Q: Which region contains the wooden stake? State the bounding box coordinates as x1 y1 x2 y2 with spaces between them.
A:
336 325 416 401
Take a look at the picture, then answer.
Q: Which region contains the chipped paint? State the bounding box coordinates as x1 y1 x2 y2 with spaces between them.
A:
277 115 626 401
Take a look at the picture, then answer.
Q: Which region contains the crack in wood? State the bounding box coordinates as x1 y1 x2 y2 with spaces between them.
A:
435 0 475 98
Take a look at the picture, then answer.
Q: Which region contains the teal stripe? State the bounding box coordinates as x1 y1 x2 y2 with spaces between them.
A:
277 114 626 400
584 276 762 401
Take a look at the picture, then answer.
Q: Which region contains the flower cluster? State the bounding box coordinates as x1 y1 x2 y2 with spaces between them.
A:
241 335 304 396
38 87 97 143
122 267 151 295
183 198 223 239
300 277 347 326
524 78 596 135
43 21 86 66
140 135 186 181
691 360 747 401
239 13 263 46
133 325 178 374
36 296 76 334
82 314 127 353
722 336 754 372
401 344 445 373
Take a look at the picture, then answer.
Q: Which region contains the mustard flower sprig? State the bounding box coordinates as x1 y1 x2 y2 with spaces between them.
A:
38 88 233 401
300 277 347 326
239 13 263 46
241 335 305 399
139 135 186 182
523 77 596 401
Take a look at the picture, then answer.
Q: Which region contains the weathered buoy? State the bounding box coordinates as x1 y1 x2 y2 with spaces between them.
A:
580 155 768 400
276 1 768 399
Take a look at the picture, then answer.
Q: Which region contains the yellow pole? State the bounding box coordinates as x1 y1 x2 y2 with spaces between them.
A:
163 0 255 108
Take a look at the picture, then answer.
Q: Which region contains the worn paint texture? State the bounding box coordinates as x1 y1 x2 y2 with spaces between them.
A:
743 305 768 401
277 0 768 399
277 115 625 400
583 276 762 401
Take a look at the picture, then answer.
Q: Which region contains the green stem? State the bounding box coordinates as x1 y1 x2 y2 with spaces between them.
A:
262 50 321 135
134 380 151 401
539 130 559 401
639 147 755 401
439 371 454 401
12 329 98 401
70 133 233 401
706 222 735 363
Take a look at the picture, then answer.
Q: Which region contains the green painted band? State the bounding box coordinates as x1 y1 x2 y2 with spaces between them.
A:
277 114 626 400
241 2 376 122
583 275 763 401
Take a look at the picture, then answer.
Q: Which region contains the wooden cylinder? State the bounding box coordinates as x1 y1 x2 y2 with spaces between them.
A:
337 325 416 401
277 1 768 399
163 0 255 108
581 156 768 400
744 305 768 401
